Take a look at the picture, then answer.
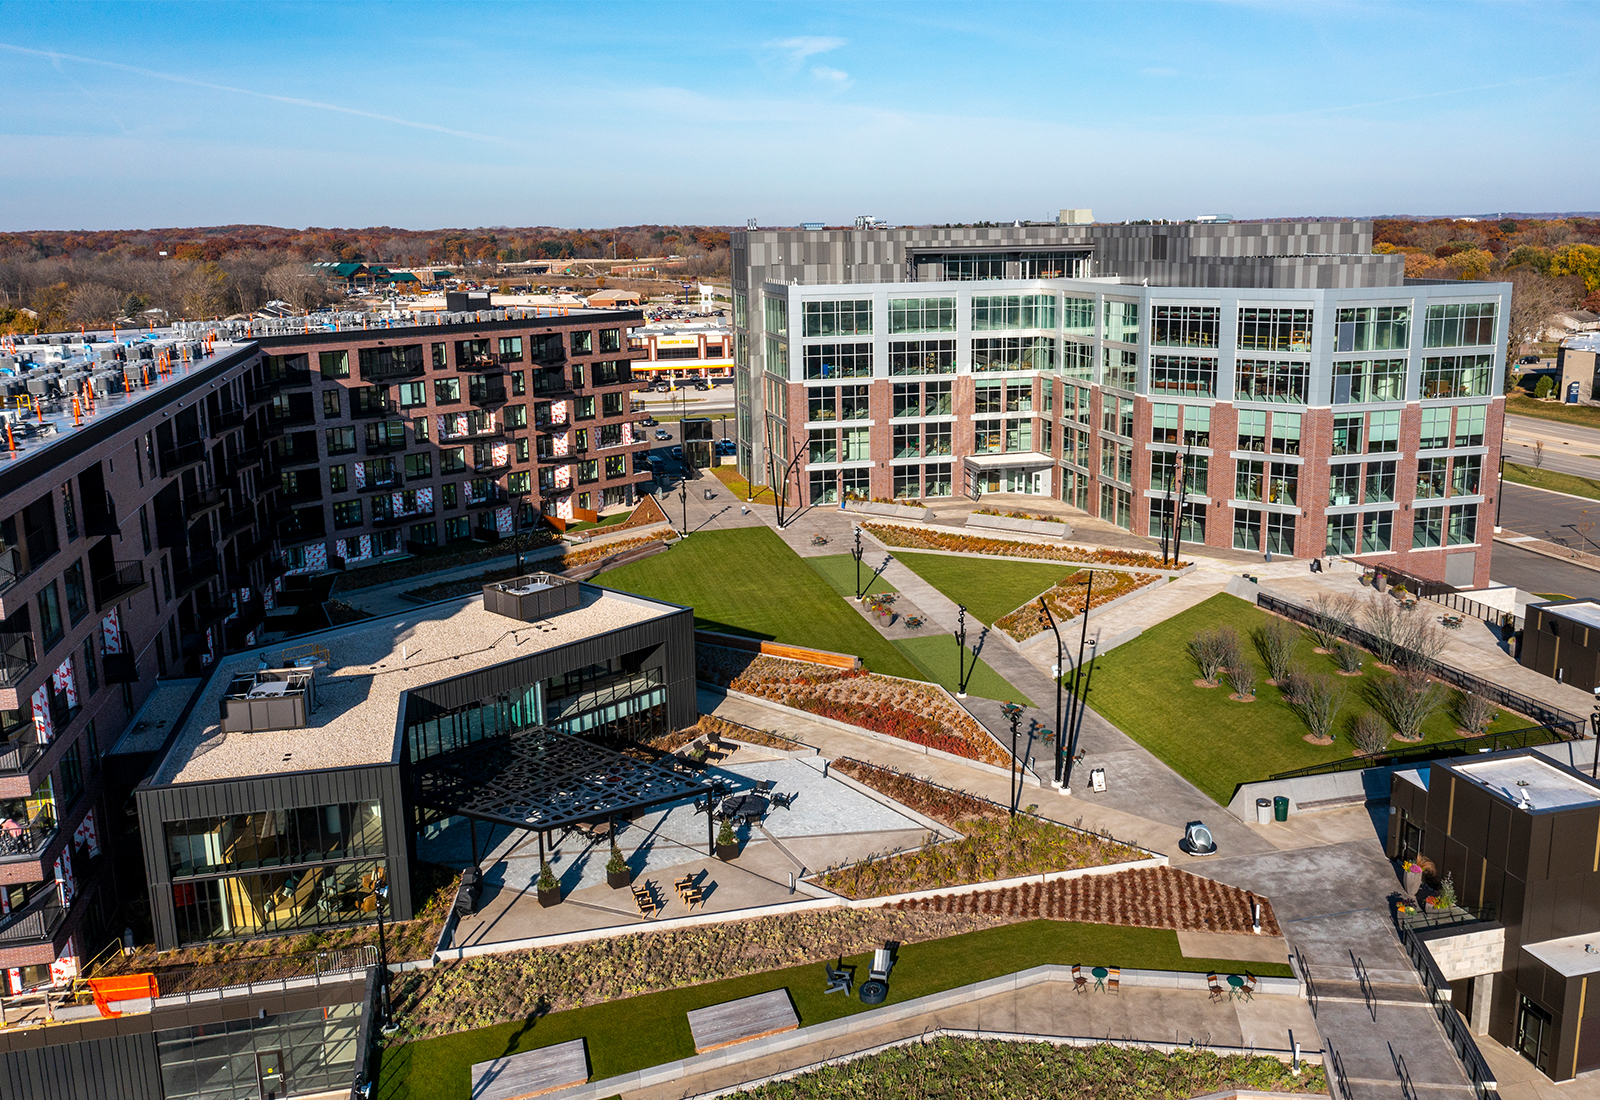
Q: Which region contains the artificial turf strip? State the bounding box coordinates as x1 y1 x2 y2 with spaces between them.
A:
894 634 1033 706
375 919 1293 1100
1082 592 1531 805
596 526 922 680
892 552 1077 626
806 553 900 598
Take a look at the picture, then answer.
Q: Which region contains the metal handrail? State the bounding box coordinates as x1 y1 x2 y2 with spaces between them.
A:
1399 921 1500 1100
1270 724 1561 781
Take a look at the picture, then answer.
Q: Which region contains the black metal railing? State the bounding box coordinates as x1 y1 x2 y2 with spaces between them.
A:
466 487 508 507
225 448 261 476
1257 592 1584 736
184 487 226 520
351 400 396 420
276 520 326 544
103 649 137 684
469 383 507 408
1399 921 1500 1100
239 535 273 564
270 368 313 389
212 404 246 432
197 594 235 628
0 733 41 774
359 476 403 494
173 555 219 596
359 360 423 382
0 631 36 688
365 436 407 455
1270 724 1564 782
83 495 119 538
159 441 206 477
0 890 65 944
0 816 56 863
1360 565 1520 630
219 508 255 538
93 562 148 610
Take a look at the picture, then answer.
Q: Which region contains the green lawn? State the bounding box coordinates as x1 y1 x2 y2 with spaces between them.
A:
895 634 1032 706
1084 593 1530 804
1535 593 1572 601
894 552 1077 625
376 920 1290 1100
1502 461 1600 501
1506 393 1600 430
807 553 899 598
597 527 921 679
563 511 631 532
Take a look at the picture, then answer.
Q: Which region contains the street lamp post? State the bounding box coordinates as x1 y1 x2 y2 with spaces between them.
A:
852 525 864 600
677 480 689 538
372 881 391 1028
1039 597 1065 787
1171 449 1187 568
954 604 971 698
1001 701 1024 815
1061 571 1095 793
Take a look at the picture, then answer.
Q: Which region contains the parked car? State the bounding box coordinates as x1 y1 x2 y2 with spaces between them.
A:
670 445 683 461
655 428 672 440
1520 354 1542 364
716 439 736 455
694 380 711 391
638 416 658 427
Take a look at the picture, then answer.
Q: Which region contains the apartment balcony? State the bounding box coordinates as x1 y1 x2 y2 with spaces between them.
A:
474 456 511 474
159 440 206 478
102 645 138 684
197 593 236 630
469 383 507 408
83 496 119 539
219 508 256 539
359 360 424 382
0 887 65 948
239 534 274 564
268 408 317 430
358 476 403 494
364 436 407 455
225 448 262 476
351 400 396 420
271 368 313 389
212 404 247 433
466 487 508 508
276 519 326 546
173 554 220 599
93 562 150 611
184 487 227 521
0 733 40 776
274 448 322 471
244 384 273 407
0 813 56 865
227 601 266 647
442 424 503 442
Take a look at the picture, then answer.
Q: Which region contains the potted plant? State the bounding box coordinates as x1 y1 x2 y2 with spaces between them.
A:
1401 859 1423 897
606 843 631 889
716 818 739 861
537 860 561 907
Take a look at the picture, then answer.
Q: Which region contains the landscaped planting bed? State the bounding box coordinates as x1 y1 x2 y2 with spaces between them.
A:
995 570 1158 642
891 865 1280 935
698 646 1006 765
405 531 675 602
695 713 809 752
863 524 1184 569
732 1039 1323 1100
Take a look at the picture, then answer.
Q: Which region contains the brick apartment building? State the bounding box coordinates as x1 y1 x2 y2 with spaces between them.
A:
732 221 1509 589
0 305 650 991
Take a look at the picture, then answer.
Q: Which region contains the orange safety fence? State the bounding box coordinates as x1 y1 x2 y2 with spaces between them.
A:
86 973 159 1017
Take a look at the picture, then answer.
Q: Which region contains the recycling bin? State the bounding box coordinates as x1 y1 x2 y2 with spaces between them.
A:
1274 796 1290 822
1256 798 1272 824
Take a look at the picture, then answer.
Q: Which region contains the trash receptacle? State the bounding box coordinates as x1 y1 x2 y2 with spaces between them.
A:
1274 796 1290 822
703 488 714 500
1256 798 1272 824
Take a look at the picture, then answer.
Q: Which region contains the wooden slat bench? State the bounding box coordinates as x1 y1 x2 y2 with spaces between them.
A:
470 1038 589 1100
686 989 799 1054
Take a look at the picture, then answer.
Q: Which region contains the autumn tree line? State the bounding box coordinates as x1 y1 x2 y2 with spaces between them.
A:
0 224 733 333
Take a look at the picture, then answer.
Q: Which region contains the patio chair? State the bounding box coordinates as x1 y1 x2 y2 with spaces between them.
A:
1240 972 1257 1001
1072 965 1088 994
674 874 695 899
1207 972 1226 1003
632 883 658 918
754 779 776 795
824 963 853 996
869 943 897 983
1107 967 1120 995
681 884 705 912
769 792 793 811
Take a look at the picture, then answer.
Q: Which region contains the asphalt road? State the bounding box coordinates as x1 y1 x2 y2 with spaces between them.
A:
1502 413 1600 479
1490 542 1600 599
1496 481 1600 548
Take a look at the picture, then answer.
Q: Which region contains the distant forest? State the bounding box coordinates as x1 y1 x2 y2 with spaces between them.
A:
2 218 1599 336
0 224 732 332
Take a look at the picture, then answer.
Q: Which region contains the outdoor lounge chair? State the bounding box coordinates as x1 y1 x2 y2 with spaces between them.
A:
1207 972 1226 1002
1107 967 1120 995
681 884 705 911
824 963 853 996
674 874 695 899
869 944 897 983
1072 965 1088 994
632 883 658 918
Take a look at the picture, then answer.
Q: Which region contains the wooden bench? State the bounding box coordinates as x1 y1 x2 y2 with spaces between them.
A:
469 1038 589 1100
686 989 799 1053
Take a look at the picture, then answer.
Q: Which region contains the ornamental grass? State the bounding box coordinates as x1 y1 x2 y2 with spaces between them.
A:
995 570 1157 642
862 523 1184 570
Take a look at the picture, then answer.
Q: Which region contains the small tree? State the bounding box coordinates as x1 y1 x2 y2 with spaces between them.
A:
1456 690 1498 737
1253 618 1298 684
1278 663 1311 705
538 860 558 893
1332 642 1364 673
1533 439 1546 470
1394 614 1447 675
607 842 628 875
1227 658 1257 700
1189 628 1228 684
1308 592 1358 650
1373 671 1445 742
1363 596 1407 666
1215 626 1245 677
1535 375 1555 400
1351 711 1390 755
1296 673 1347 743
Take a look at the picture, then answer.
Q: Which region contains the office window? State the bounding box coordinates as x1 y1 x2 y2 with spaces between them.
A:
1236 359 1308 403
1368 410 1400 453
888 339 955 375
802 300 872 337
1335 306 1410 352
1102 299 1139 344
1062 340 1094 381
1150 356 1217 398
431 343 447 369
1265 513 1296 556
1451 455 1483 496
922 380 951 416
1364 460 1396 503
763 294 788 337
1152 403 1179 444
925 422 952 456
893 424 920 459
975 419 1002 454
1062 296 1095 334
1151 305 1220 348
972 336 1055 372
570 330 593 355
329 464 348 493
1421 355 1493 398
1005 382 1033 412
440 447 466 474
1361 511 1392 553
971 294 1056 330
1004 418 1034 453
1423 302 1497 348
1236 459 1264 503
889 298 956 333
1100 483 1132 529
1333 358 1408 403
839 385 869 420
1419 407 1451 450
893 466 920 500
808 429 837 464
1416 457 1447 499
319 351 349 378
892 383 919 419
1268 462 1298 505
1448 504 1479 546
1232 508 1261 551
1102 348 1137 390
808 388 837 423
1270 412 1301 455
434 378 460 404
396 382 426 407
1237 410 1266 453
802 342 872 379
404 453 432 480
38 581 63 647
64 561 87 624
1327 513 1358 555
1238 307 1312 352
1182 405 1210 448
1329 463 1360 506
1414 507 1444 549
333 500 363 529
1455 404 1488 447
842 427 870 462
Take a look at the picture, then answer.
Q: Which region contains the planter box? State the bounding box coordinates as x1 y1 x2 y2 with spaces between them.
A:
717 842 739 862
841 500 934 522
966 513 1073 539
1403 868 1422 896
607 868 632 890
537 886 562 908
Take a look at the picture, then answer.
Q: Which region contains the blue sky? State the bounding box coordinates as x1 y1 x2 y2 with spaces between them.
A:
1 1 1596 231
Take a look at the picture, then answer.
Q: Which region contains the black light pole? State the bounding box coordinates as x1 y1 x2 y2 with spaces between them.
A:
1062 571 1094 792
677 479 689 537
852 525 864 600
1001 701 1024 815
1495 454 1505 528
373 881 391 1028
1591 707 1599 780
1039 597 1065 787
1172 447 1188 568
954 604 971 698
1160 457 1174 567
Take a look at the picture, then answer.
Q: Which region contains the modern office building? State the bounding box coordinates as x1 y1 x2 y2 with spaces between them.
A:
731 222 1509 588
1390 750 1600 1081
0 302 653 996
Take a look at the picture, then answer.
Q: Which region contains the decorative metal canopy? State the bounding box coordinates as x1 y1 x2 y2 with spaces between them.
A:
410 725 707 832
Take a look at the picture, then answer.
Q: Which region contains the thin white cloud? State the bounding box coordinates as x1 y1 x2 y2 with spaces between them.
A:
0 42 512 145
811 66 852 88
769 35 848 62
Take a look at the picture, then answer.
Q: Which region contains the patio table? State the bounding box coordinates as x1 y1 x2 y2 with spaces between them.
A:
1227 974 1245 999
718 794 770 821
1092 966 1108 992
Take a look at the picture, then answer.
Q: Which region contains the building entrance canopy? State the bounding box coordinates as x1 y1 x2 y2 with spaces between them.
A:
410 725 706 832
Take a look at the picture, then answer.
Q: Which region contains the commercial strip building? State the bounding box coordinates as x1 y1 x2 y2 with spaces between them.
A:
1390 750 1600 1081
627 319 734 381
731 222 1509 588
0 302 654 998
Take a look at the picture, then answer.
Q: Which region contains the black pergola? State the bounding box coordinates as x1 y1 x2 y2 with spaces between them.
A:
410 725 710 864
